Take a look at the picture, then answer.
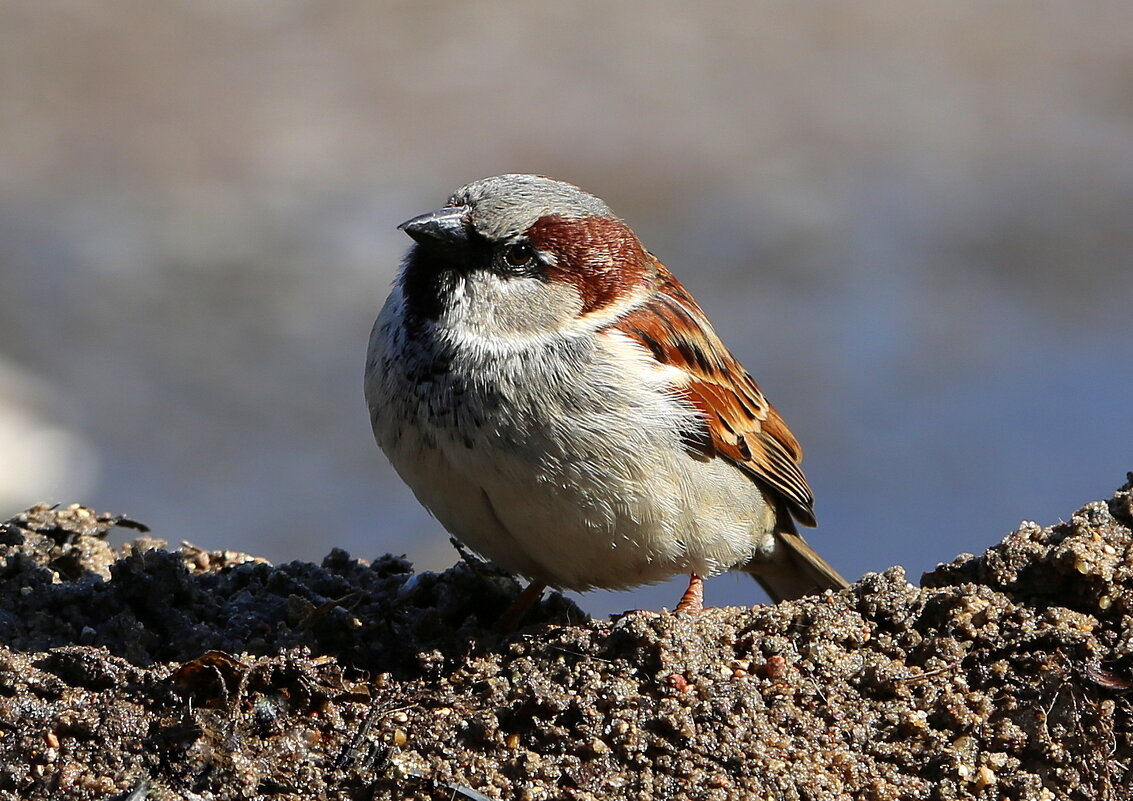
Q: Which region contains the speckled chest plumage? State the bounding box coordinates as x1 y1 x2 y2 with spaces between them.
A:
365 285 775 591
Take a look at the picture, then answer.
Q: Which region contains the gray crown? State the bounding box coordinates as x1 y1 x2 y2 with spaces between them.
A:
449 174 615 241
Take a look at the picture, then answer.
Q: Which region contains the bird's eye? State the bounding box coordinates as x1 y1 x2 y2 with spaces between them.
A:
504 241 535 267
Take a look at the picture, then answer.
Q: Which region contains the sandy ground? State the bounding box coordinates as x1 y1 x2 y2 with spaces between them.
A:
1 477 1132 800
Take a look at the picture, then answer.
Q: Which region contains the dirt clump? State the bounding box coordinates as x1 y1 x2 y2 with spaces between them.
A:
1 479 1132 800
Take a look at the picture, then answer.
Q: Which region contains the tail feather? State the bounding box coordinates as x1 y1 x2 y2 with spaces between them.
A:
746 528 849 603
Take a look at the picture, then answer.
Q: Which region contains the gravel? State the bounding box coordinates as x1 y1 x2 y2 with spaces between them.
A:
1 476 1132 800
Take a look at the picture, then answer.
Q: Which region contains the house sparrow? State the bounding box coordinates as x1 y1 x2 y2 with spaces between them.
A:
365 174 847 622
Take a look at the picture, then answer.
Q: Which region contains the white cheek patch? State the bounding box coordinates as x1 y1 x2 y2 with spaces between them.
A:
438 272 583 354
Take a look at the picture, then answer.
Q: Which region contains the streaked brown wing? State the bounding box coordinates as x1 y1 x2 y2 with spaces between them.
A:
611 260 816 527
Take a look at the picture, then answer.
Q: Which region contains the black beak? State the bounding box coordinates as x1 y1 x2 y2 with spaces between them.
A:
398 206 472 246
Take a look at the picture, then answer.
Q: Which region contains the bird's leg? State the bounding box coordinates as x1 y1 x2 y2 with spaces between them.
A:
500 580 547 632
674 574 704 614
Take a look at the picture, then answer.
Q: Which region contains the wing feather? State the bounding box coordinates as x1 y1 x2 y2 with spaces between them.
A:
608 259 817 527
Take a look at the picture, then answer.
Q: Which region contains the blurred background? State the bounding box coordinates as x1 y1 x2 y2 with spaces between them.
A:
2 1 1131 618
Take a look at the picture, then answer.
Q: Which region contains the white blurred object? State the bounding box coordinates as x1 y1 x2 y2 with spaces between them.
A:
0 357 99 512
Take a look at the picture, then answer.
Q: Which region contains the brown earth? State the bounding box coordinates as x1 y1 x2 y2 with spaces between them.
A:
2 477 1132 800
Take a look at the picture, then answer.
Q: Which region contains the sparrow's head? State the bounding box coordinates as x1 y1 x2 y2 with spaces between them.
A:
397 174 652 337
